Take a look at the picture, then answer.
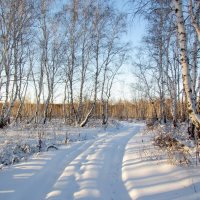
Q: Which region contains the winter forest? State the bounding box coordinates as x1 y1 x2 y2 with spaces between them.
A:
1 0 200 199
0 0 129 127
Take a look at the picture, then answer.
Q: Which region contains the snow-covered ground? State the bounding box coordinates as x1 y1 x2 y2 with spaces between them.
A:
0 121 200 200
123 128 200 200
0 119 121 166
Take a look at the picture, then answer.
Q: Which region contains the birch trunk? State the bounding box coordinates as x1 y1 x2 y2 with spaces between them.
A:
173 0 200 129
189 0 200 42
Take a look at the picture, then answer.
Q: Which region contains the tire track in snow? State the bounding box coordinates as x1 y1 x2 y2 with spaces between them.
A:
73 125 143 200
0 140 94 200
0 123 144 200
45 125 143 200
45 134 115 199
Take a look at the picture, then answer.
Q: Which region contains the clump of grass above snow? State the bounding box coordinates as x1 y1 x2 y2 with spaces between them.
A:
141 122 198 166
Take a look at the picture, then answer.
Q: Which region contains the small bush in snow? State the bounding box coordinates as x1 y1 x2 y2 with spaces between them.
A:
152 126 192 165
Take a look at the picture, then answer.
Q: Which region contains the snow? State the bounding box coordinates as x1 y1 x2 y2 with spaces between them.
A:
122 128 200 200
0 121 200 200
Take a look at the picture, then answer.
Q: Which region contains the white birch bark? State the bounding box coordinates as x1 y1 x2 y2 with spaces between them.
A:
189 0 200 42
173 0 200 129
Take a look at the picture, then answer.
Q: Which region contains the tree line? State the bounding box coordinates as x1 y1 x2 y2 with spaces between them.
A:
1 0 200 130
0 0 129 127
130 0 200 133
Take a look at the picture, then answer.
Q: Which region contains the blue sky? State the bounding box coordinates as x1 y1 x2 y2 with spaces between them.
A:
111 1 146 101
54 0 147 101
26 0 146 103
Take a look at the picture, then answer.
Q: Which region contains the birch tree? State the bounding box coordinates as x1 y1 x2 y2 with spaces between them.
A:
142 1 172 123
133 50 158 120
189 0 200 42
80 1 128 127
0 0 34 127
172 0 200 129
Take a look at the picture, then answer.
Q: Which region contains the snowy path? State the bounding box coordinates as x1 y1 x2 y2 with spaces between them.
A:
0 124 143 200
1 123 200 200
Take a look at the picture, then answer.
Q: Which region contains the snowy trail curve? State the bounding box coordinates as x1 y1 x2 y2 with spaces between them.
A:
0 124 143 200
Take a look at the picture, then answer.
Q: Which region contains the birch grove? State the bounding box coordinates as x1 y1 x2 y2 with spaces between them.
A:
130 0 200 132
0 0 128 127
0 0 35 127
2 0 200 129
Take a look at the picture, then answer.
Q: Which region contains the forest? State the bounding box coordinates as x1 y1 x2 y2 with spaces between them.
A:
0 0 129 128
0 0 199 133
1 1 200 199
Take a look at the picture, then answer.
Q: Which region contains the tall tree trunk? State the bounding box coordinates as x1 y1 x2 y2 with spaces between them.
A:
173 0 200 130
